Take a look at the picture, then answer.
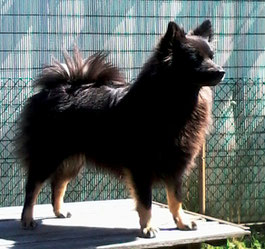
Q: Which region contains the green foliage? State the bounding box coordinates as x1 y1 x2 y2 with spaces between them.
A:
202 226 265 249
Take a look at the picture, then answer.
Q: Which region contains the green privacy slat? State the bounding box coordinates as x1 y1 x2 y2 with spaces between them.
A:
1 1 265 79
0 1 265 224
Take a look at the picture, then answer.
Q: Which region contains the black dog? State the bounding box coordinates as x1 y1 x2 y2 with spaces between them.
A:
15 20 224 238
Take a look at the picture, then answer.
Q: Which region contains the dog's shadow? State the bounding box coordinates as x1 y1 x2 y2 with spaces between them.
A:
0 218 139 249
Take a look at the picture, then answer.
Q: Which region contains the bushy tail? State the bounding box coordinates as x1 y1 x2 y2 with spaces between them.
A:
35 47 125 90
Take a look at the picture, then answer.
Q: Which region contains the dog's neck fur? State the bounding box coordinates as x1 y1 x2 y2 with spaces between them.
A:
121 51 201 116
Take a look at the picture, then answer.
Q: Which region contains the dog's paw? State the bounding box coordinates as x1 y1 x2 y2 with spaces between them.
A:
175 217 197 230
54 210 72 218
140 226 159 238
21 218 38 230
179 220 197 230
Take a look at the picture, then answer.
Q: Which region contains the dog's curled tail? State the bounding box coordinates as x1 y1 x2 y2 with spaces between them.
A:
35 47 125 90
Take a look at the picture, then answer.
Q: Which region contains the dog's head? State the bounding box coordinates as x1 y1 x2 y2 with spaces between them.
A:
158 20 225 86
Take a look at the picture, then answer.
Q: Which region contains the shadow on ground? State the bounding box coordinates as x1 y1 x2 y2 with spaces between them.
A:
0 218 139 249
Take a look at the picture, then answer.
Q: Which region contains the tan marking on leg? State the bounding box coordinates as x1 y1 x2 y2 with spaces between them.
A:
51 154 85 218
124 169 151 227
166 187 197 230
52 179 70 218
124 169 158 238
22 182 42 229
136 203 152 229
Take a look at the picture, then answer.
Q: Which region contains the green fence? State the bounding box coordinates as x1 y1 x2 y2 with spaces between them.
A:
207 78 265 223
1 77 264 224
0 0 265 224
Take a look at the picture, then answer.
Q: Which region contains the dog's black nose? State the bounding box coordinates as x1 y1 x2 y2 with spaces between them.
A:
212 68 225 80
219 70 225 76
217 70 225 80
215 65 225 77
206 69 225 86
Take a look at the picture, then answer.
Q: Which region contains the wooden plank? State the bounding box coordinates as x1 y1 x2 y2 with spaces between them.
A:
153 201 249 230
0 199 250 249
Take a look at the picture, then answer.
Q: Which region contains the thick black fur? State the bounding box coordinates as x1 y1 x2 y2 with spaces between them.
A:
15 20 224 237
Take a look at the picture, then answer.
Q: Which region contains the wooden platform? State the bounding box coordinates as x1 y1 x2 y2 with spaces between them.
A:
0 199 250 249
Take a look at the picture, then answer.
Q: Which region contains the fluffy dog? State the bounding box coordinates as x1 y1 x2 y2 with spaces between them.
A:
15 20 224 238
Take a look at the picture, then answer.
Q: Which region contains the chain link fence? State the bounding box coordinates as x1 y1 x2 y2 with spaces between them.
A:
1 77 264 224
207 78 265 223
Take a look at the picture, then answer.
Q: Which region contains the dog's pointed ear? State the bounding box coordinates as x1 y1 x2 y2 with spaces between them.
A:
190 20 213 42
164 22 185 41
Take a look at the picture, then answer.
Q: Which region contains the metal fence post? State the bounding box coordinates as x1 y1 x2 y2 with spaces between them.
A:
199 142 206 215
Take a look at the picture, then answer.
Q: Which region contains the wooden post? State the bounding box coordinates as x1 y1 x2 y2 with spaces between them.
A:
199 142 206 214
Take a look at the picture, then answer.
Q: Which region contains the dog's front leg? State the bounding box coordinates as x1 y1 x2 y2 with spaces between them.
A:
166 181 197 230
124 170 158 238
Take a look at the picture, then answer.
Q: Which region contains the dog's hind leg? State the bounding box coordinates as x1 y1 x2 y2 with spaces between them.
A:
21 171 46 229
166 180 197 230
51 177 71 218
51 154 85 219
124 169 158 238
